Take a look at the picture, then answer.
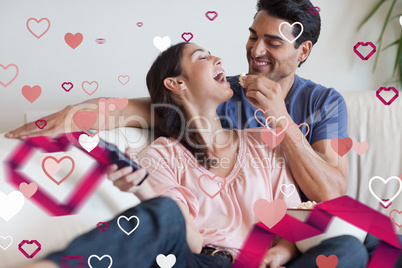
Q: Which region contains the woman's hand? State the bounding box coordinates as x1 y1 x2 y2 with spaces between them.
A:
259 251 285 268
106 148 157 202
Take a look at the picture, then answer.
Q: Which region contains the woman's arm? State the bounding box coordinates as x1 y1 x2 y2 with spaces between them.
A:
5 97 157 139
259 239 299 268
175 201 204 253
107 148 204 254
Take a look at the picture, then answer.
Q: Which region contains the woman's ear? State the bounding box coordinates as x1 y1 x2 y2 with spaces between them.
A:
163 77 186 94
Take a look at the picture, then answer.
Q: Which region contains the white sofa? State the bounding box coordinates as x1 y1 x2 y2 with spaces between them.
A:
0 91 401 267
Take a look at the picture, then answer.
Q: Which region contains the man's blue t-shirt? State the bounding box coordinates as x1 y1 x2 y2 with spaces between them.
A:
217 74 348 201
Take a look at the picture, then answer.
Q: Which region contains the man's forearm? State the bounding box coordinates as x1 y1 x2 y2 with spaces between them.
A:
76 97 155 130
276 118 348 202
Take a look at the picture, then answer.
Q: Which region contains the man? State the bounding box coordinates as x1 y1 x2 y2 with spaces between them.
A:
6 0 401 267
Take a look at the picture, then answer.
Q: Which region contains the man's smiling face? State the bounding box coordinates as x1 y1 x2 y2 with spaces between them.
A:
246 11 303 82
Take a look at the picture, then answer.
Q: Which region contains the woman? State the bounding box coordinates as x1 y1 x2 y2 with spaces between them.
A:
17 42 301 268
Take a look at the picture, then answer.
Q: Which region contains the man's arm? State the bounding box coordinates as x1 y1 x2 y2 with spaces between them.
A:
5 97 156 139
279 130 348 202
243 75 347 202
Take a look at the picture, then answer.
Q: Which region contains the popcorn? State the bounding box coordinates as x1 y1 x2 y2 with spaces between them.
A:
239 73 246 87
297 201 317 209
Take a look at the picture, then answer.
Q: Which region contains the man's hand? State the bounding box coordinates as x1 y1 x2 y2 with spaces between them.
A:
5 105 77 139
242 75 288 118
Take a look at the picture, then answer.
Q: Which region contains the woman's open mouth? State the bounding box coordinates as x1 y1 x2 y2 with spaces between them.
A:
213 70 228 84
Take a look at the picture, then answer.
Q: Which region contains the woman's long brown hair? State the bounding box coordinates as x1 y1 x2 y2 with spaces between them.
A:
146 42 215 169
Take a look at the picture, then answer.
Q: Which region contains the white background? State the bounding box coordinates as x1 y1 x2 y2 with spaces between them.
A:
0 0 401 133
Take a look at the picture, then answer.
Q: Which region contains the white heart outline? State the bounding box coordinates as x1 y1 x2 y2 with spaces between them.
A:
0 236 13 250
265 115 289 137
280 184 296 198
88 254 113 268
117 215 140 235
156 254 177 268
278 22 304 44
368 176 402 207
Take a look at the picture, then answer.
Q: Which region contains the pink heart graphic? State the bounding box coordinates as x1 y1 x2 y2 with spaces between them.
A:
26 18 50 39
205 11 218 21
35 120 47 129
197 174 226 199
41 155 64 176
5 133 110 216
390 210 402 228
72 111 97 133
72 110 106 137
254 109 275 127
42 156 75 185
309 6 320 16
260 128 285 149
22 85 41 103
353 141 369 156
330 137 353 157
381 199 392 209
136 22 143 27
95 38 106 44
64 33 83 49
97 222 109 231
0 64 19 87
287 122 309 142
316 255 339 268
18 240 41 258
62 82 73 92
108 98 129 110
181 32 193 42
376 87 399 105
60 255 86 268
19 182 38 198
82 81 98 95
253 199 287 229
353 42 376 60
118 75 130 85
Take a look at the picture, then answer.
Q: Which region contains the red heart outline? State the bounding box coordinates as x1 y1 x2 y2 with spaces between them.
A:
35 119 47 129
42 156 75 185
181 32 193 42
62 82 73 92
97 222 109 231
26 18 51 39
60 255 86 268
287 122 310 142
309 6 321 16
205 11 218 21
5 132 110 216
18 240 41 258
376 87 399 105
353 42 376 60
0 64 19 87
389 210 402 228
197 174 226 199
253 109 276 127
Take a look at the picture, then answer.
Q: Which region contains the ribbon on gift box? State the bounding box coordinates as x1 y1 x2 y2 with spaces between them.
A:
5 132 110 216
233 196 401 268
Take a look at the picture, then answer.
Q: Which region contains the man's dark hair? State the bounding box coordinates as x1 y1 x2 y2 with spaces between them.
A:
256 0 321 66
